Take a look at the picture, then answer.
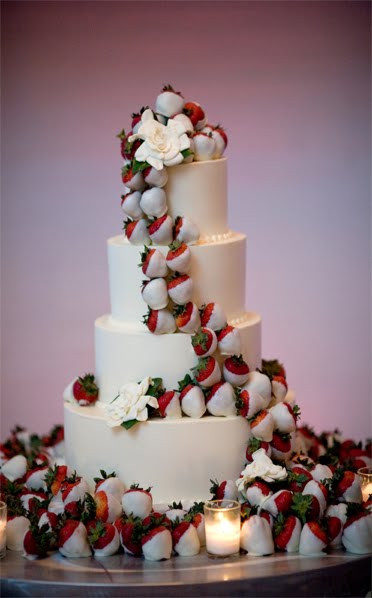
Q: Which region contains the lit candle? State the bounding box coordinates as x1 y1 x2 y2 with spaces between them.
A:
358 467 372 503
204 500 241 558
0 501 7 559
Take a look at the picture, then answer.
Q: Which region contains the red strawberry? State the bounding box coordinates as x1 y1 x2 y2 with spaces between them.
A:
270 431 293 461
213 124 228 148
217 325 242 355
206 382 236 416
120 519 143 556
299 521 328 555
192 356 221 388
173 216 200 244
141 525 172 561
199 302 226 331
174 302 200 333
264 490 293 516
87 521 120 556
121 165 145 191
148 214 173 245
191 327 218 357
271 375 288 401
209 479 238 501
223 355 249 386
143 308 176 335
335 471 362 502
140 246 168 279
23 525 52 559
289 466 313 493
172 520 200 556
166 241 191 273
157 390 182 419
246 480 272 507
237 389 265 420
183 101 207 130
250 409 275 442
327 516 342 542
45 465 68 496
274 514 301 552
245 437 271 462
117 129 142 160
58 520 91 558
72 374 99 406
167 274 193 305
124 218 150 245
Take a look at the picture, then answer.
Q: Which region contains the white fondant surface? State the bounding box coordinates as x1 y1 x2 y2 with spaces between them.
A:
108 233 247 323
164 158 228 237
95 312 261 403
64 402 251 504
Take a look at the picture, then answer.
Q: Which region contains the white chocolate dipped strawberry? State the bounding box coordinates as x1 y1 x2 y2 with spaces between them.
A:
25 466 48 492
192 356 221 388
310 463 333 483
217 325 242 356
141 278 168 310
236 389 266 420
143 308 176 335
95 490 122 523
174 302 201 333
326 503 347 548
211 125 228 158
261 490 293 517
157 390 182 419
143 165 168 188
192 131 216 161
178 375 206 419
240 515 274 556
172 521 200 556
87 520 120 557
122 484 153 519
242 371 272 407
223 355 250 386
141 525 172 561
274 514 301 553
269 402 299 434
200 302 227 331
1 455 27 482
6 516 30 551
94 471 125 502
173 216 200 244
335 471 362 503
121 191 144 220
173 113 194 134
191 327 218 358
124 218 150 245
38 511 59 533
271 375 288 402
183 101 207 130
210 479 238 501
342 508 372 554
140 247 168 278
148 214 173 245
155 84 185 118
250 409 275 442
245 438 272 462
167 274 193 305
166 241 191 273
302 480 328 518
121 165 145 192
246 480 273 507
299 521 328 555
140 187 167 218
190 512 206 546
61 476 89 506
58 520 92 558
206 382 236 416
270 431 294 462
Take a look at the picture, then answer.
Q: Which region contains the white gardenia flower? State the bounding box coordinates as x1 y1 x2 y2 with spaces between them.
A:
128 109 190 171
105 377 158 427
236 449 287 495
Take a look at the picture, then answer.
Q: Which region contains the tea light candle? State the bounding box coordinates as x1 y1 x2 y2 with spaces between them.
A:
204 500 241 558
0 502 7 559
358 467 372 502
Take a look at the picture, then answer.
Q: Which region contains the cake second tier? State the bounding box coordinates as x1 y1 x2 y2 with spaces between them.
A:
108 232 247 324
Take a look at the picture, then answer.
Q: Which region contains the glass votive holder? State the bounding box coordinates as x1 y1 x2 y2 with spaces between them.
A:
0 501 7 559
358 467 372 502
204 499 241 558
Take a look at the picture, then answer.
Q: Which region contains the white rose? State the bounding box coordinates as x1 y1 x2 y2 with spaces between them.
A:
128 109 190 171
105 377 159 427
236 449 287 496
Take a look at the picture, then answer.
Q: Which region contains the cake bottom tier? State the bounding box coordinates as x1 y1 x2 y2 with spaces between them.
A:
95 311 261 404
64 403 251 504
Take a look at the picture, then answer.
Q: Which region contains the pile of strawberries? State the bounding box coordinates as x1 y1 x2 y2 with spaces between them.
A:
1 421 371 560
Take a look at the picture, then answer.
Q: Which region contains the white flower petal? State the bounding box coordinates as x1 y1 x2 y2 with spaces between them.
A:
134 142 149 162
147 155 164 170
136 409 148 422
179 133 191 151
138 377 152 395
164 153 183 167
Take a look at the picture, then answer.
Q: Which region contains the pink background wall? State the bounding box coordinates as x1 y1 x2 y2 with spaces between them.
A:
1 1 371 440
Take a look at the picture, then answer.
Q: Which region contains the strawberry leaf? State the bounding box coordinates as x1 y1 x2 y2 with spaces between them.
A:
121 419 138 430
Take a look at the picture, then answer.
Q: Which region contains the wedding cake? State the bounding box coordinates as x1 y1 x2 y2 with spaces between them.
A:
63 86 293 503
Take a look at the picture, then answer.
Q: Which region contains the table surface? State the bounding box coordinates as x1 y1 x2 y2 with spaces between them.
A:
1 549 371 597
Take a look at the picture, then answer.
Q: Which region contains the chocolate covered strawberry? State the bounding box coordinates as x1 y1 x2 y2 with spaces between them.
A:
270 431 293 461
173 216 200 244
121 165 145 192
192 356 221 388
122 484 153 519
1 454 27 482
156 84 185 118
211 124 228 158
262 490 293 517
206 382 236 416
310 463 333 483
246 480 272 507
141 525 172 561
271 375 288 402
25 466 48 492
342 507 372 554
61 475 89 505
274 514 301 553
167 274 193 305
143 165 168 188
120 517 143 556
217 325 242 356
288 466 313 493
236 389 266 420
299 521 328 555
210 479 238 501
199 303 227 331
38 511 59 533
94 471 125 502
143 308 176 334
184 101 207 130
95 490 122 523
334 470 362 503
242 371 272 407
193 132 216 161
140 246 168 279
20 491 48 512
178 375 206 418
250 409 275 442
7 515 30 551
245 437 272 462
45 464 69 497
140 187 167 218
269 402 299 434
173 112 194 134
158 390 182 419
141 278 168 310
174 302 200 333
23 524 53 560
87 520 120 557
240 515 274 555
302 480 328 517
191 327 217 358
148 214 173 245
121 191 144 220
189 511 206 546
124 218 151 245
166 241 191 273
58 520 91 558
223 355 250 386
172 520 200 556
72 374 99 406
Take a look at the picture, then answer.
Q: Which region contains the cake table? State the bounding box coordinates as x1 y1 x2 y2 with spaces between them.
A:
1 550 371 597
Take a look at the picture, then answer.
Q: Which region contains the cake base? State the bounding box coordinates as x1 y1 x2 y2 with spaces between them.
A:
64 403 251 504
